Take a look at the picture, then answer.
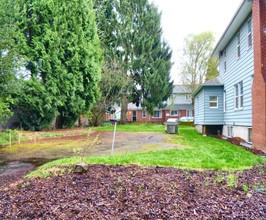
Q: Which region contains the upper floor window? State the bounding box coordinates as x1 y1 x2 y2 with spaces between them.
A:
209 96 218 108
185 94 191 101
247 18 252 48
237 33 241 58
152 110 162 118
224 61 227 72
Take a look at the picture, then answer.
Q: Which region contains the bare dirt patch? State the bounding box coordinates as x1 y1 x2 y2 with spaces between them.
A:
0 164 265 219
0 130 179 161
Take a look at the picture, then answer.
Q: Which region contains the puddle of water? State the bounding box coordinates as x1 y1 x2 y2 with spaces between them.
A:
0 158 54 176
0 161 34 175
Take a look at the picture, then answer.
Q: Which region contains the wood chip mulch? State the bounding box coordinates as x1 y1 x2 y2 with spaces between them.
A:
0 164 265 219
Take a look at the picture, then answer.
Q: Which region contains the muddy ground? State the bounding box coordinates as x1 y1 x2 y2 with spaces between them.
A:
0 130 178 162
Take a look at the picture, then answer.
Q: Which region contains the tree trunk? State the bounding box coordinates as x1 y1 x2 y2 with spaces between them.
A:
120 95 128 124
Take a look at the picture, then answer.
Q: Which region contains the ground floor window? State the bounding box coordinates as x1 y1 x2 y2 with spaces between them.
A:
227 126 233 137
142 111 146 118
152 110 162 118
186 110 192 116
170 110 178 116
248 127 252 143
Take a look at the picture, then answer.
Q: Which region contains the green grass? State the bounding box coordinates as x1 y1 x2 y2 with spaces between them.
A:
0 130 19 146
93 122 165 132
37 132 64 138
27 125 266 178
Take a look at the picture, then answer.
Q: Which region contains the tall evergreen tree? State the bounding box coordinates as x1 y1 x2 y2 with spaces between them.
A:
94 0 173 123
2 0 102 130
0 0 22 125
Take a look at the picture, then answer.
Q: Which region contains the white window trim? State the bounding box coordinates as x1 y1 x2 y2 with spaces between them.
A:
234 84 239 110
227 126 233 137
234 81 244 111
247 127 252 143
209 96 218 108
152 110 162 118
247 18 252 49
239 81 244 110
170 110 178 116
223 91 226 112
236 32 241 59
142 110 146 118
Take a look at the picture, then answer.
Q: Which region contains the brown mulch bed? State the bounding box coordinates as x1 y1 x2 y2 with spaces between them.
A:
214 135 266 157
0 164 265 219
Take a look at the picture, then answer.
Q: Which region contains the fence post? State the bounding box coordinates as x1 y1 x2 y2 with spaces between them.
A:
34 132 37 143
18 132 21 144
9 131 11 146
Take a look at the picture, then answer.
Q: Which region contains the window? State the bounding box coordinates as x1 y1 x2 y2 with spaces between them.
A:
224 61 227 72
209 96 218 108
197 97 199 115
170 110 178 116
247 18 252 48
228 126 233 137
224 49 227 72
237 33 241 58
185 94 191 100
152 110 162 118
223 91 226 112
142 111 146 118
239 81 243 108
235 81 244 110
235 84 239 109
248 128 252 143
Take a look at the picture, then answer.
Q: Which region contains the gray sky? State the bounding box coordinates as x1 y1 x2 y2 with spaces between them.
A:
151 0 243 84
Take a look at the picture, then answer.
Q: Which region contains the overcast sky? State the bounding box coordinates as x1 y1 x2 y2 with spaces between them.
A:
151 0 243 84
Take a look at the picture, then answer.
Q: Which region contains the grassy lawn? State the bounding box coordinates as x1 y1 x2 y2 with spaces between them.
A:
93 122 166 132
28 124 266 178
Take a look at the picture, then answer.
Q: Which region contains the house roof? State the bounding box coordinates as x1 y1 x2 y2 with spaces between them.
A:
127 102 142 110
192 76 224 96
212 0 252 57
165 104 192 110
173 85 192 94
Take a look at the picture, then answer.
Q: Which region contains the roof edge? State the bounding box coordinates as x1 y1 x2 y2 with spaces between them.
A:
212 0 252 57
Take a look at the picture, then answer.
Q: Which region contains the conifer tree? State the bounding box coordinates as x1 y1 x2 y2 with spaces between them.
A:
2 0 102 130
94 0 173 123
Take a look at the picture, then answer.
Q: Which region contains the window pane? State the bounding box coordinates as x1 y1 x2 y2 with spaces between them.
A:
240 95 243 108
142 111 146 118
210 96 217 101
248 34 252 47
235 97 239 108
210 102 217 107
240 81 243 95
235 84 238 96
248 128 252 142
